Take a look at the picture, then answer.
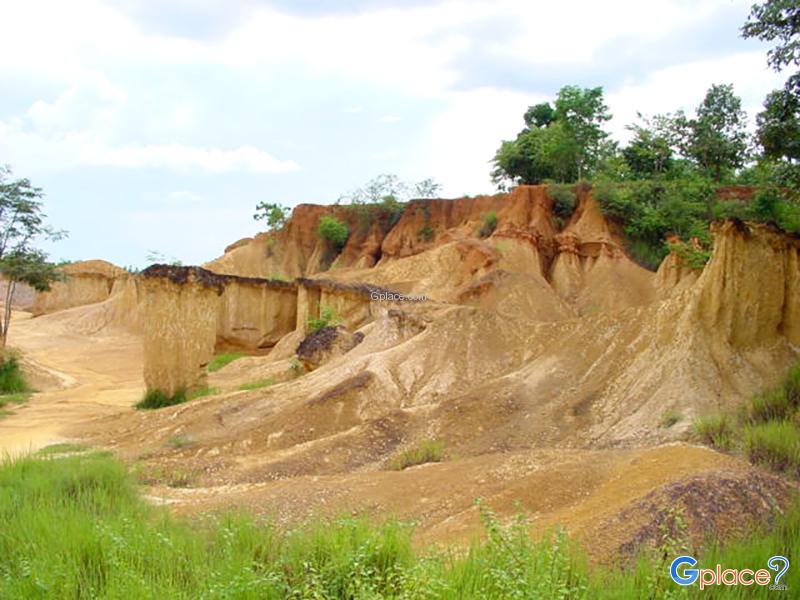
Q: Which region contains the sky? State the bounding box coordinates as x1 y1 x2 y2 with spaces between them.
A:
0 0 787 267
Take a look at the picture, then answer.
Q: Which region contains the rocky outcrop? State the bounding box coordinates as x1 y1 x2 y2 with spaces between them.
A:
139 265 393 393
31 260 126 315
549 190 655 313
141 267 220 396
296 325 365 371
140 266 302 393
692 220 800 348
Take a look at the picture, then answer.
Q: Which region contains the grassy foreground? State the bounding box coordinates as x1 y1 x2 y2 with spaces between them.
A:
0 452 797 599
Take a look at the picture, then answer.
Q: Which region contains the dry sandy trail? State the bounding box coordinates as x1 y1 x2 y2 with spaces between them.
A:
0 310 143 456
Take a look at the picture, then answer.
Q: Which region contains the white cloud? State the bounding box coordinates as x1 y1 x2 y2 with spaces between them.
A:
380 115 402 123
421 86 538 196
606 52 785 142
0 120 299 174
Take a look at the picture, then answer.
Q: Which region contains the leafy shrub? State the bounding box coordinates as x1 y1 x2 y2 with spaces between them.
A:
317 215 350 248
547 184 577 219
0 354 29 394
666 239 712 270
478 211 498 237
743 421 800 475
207 352 244 372
389 439 444 470
307 306 342 333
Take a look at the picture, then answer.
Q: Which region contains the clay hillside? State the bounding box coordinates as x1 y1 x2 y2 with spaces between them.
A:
7 184 798 560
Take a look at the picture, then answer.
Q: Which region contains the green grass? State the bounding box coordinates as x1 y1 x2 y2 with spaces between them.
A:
166 435 193 449
0 452 797 598
0 354 30 394
208 352 245 372
659 409 682 428
693 360 800 476
136 387 220 410
0 391 30 417
36 443 89 456
692 414 735 449
135 388 187 409
743 420 800 475
238 378 276 391
389 439 445 470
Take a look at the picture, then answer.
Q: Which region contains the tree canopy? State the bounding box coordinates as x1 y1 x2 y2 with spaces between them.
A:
491 86 611 187
0 166 66 350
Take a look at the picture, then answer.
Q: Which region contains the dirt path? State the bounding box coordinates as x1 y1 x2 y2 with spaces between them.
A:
0 311 143 456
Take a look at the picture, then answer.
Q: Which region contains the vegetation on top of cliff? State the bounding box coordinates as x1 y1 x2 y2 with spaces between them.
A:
253 202 290 230
694 360 800 477
336 174 442 234
1 451 797 598
489 4 800 269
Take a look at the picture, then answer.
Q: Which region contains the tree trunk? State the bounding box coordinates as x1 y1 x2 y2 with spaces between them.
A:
1 279 15 361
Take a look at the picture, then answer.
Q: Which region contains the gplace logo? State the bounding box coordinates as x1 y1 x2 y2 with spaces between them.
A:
670 555 790 591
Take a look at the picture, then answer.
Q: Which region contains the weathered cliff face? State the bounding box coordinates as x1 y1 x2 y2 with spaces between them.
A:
141 268 220 395
549 191 655 313
31 260 126 315
217 280 297 350
139 265 386 393
204 186 658 315
692 220 800 348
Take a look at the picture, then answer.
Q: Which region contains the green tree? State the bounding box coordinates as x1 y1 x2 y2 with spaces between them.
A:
623 115 674 178
675 84 749 181
491 86 610 187
742 0 800 94
553 85 611 179
524 102 555 128
253 202 290 231
756 88 800 161
0 166 65 351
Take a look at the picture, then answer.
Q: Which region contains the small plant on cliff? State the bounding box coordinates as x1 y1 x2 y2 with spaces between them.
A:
208 352 244 372
417 225 435 242
547 184 577 221
253 202 290 231
389 439 445 470
317 215 349 249
307 306 342 333
478 211 498 238
666 238 712 270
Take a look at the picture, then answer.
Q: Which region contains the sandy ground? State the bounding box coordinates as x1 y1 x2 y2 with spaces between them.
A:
0 311 143 456
0 308 794 559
